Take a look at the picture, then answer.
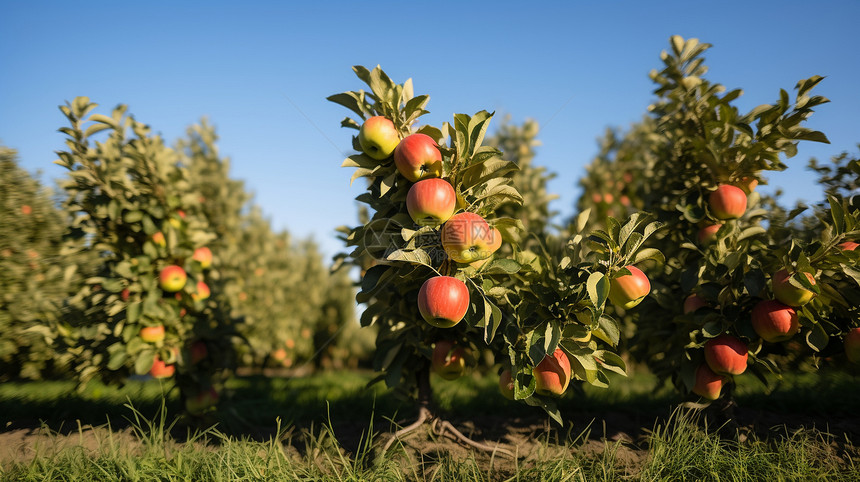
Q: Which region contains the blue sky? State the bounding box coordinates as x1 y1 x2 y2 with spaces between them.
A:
2 1 858 259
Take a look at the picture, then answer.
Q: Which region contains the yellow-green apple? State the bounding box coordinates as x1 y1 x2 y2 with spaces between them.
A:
697 224 722 244
431 340 468 380
192 247 213 269
441 212 494 263
393 133 443 182
684 294 708 314
533 348 571 397
751 299 800 342
152 231 166 248
703 334 748 375
140 325 165 343
499 369 515 400
845 328 860 363
692 364 724 400
609 265 650 309
185 387 219 416
772 269 816 307
417 276 470 328
406 178 456 226
190 341 208 364
839 241 859 251
192 281 210 301
708 184 747 220
358 116 399 160
150 356 175 378
159 265 187 292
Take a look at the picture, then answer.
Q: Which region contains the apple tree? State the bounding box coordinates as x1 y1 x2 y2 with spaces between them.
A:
54 97 239 413
330 66 662 453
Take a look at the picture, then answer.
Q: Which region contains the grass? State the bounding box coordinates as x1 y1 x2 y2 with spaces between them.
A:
1 368 858 480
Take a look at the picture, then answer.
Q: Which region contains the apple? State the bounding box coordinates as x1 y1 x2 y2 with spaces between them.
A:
358 116 399 160
150 356 175 379
751 299 800 342
692 364 724 400
21 205 32 215
431 340 468 380
121 288 131 301
190 341 208 364
468 228 503 269
620 195 631 207
684 294 708 314
140 325 165 343
499 369 515 400
533 348 571 397
704 334 748 375
273 348 287 361
441 212 494 263
708 184 747 220
192 247 213 269
152 232 166 248
417 276 470 328
192 281 210 301
393 133 443 182
609 265 650 309
839 241 859 251
697 224 722 244
772 269 816 307
185 387 219 416
159 265 187 292
845 328 860 363
734 177 758 195
406 178 456 226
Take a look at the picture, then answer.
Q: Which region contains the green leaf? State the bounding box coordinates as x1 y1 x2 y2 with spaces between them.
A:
134 350 155 375
632 248 665 265
586 272 609 309
805 322 829 352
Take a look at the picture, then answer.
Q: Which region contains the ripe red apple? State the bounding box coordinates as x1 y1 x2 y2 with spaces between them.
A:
845 328 860 363
192 247 213 269
469 228 503 269
772 269 816 307
140 325 165 343
441 212 494 263
192 281 210 301
703 335 748 375
751 299 800 342
417 276 470 328
159 265 187 292
190 341 208 364
708 184 747 220
185 387 219 415
358 116 399 160
684 294 708 314
609 265 650 309
121 288 131 301
692 364 724 400
273 348 287 361
839 241 859 251
499 369 515 400
150 356 175 379
21 205 32 215
734 177 758 195
431 340 468 380
533 348 571 397
406 178 456 226
393 133 443 182
152 231 166 248
697 224 722 244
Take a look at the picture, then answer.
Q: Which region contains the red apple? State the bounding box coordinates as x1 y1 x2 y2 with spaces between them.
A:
192 281 210 301
273 348 287 361
609 265 650 309
150 356 175 379
469 228 503 269
845 328 860 363
704 335 748 375
772 269 816 307
684 294 708 314
358 116 399 160
192 247 213 269
185 387 219 415
431 340 468 380
406 178 456 226
708 184 747 220
697 224 722 244
499 369 515 400
533 348 571 397
839 241 859 251
751 299 800 342
441 212 494 263
152 231 166 248
417 276 470 328
140 325 165 343
121 288 131 301
393 133 443 182
21 205 32 215
159 265 187 292
190 341 208 364
692 364 724 400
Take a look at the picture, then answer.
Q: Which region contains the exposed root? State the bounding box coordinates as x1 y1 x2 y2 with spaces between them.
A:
382 406 433 453
432 419 516 458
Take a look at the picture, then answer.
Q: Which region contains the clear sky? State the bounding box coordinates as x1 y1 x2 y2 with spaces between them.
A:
2 1 858 259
